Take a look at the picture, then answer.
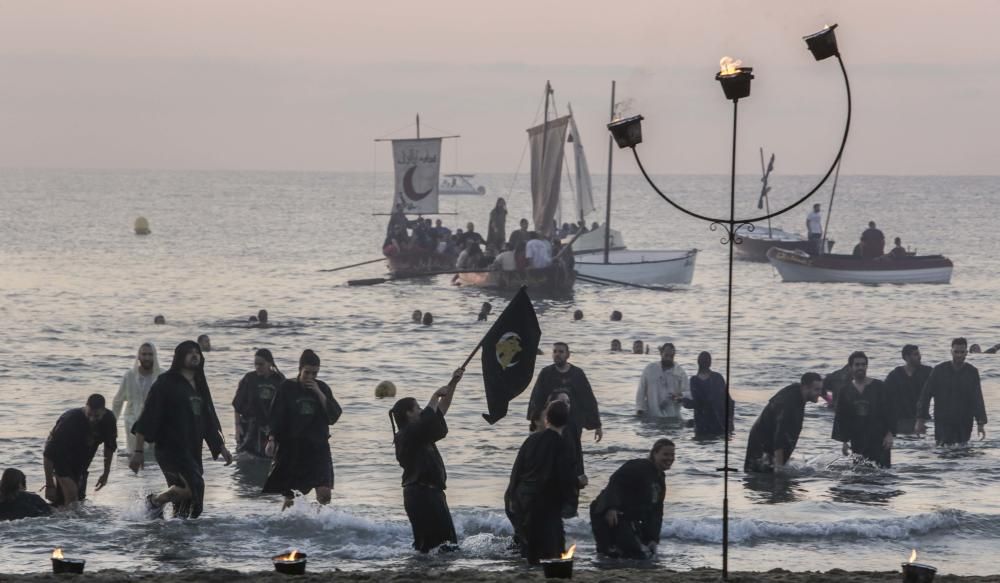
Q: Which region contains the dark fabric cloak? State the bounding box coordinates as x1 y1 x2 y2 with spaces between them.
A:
884 364 932 434
589 458 665 559
744 384 806 473
832 379 895 467
395 406 455 552
917 361 988 445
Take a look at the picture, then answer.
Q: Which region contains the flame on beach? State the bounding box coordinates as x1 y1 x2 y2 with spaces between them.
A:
561 544 576 560
52 548 64 560
909 549 918 563
276 550 300 561
719 56 743 76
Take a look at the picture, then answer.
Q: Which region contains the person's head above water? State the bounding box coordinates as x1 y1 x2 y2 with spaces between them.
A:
197 334 212 352
422 312 434 326
573 309 584 321
257 309 269 324
153 315 166 325
633 340 644 354
610 310 622 322
0 468 27 501
411 310 423 323
611 339 622 352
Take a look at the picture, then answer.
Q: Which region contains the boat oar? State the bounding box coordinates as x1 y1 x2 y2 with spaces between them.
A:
348 268 495 286
319 257 386 272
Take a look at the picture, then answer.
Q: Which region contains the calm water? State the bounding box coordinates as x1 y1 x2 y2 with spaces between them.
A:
1 170 998 575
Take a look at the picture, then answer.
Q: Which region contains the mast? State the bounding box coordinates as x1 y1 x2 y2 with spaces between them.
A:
416 113 420 139
603 81 616 264
538 81 552 235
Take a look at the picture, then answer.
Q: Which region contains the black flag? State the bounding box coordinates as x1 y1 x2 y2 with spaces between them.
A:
480 287 541 424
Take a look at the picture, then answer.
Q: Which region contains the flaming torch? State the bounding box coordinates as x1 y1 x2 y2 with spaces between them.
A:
272 549 307 575
51 548 86 574
540 543 576 579
902 549 937 583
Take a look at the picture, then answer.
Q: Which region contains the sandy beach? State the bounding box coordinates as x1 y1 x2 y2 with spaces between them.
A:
2 568 999 583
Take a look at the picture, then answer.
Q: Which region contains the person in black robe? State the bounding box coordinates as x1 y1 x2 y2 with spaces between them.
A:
823 360 852 408
263 349 342 509
831 352 895 468
916 338 988 445
0 468 51 521
390 368 464 552
232 348 285 458
131 340 232 519
534 389 587 519
590 439 674 559
884 344 932 435
744 373 824 472
505 400 577 565
486 198 507 253
42 394 117 506
526 342 603 442
683 352 734 437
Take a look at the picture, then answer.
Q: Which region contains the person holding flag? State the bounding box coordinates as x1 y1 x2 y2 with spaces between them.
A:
389 368 465 553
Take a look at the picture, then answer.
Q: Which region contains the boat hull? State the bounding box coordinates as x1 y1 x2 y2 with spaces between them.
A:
734 228 833 262
456 265 575 294
567 227 626 253
385 250 456 276
766 248 953 284
575 249 697 285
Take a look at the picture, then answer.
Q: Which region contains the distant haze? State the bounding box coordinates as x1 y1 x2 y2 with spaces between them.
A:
0 1 996 175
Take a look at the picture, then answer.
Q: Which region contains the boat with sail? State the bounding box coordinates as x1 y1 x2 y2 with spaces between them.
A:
572 81 698 287
379 115 460 276
455 82 575 294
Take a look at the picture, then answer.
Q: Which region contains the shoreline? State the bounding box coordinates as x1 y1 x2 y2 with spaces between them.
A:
2 568 999 582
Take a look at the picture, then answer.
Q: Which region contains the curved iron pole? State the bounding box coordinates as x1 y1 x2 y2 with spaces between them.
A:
631 54 851 227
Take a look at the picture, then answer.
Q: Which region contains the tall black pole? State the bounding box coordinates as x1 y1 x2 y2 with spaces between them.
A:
721 97 739 580
603 81 616 264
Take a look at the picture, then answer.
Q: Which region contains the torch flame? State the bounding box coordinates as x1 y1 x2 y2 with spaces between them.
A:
719 56 743 76
909 549 918 563
52 548 64 560
560 544 576 560
286 550 299 561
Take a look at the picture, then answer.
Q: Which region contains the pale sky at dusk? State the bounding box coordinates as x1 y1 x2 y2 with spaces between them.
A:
0 1 996 175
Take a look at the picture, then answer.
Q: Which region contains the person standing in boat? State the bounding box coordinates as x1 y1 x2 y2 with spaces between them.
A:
831 351 895 467
806 203 823 254
636 343 689 420
860 221 886 259
525 232 552 269
390 368 464 553
884 344 932 435
916 337 987 445
487 198 508 254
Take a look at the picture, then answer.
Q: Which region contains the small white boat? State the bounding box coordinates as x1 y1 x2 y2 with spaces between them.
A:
439 174 486 195
575 249 698 286
767 248 953 284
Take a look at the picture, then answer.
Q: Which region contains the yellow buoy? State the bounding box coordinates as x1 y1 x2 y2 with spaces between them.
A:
134 216 151 235
374 381 397 399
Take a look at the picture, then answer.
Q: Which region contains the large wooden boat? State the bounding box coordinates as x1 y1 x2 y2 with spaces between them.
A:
455 264 575 294
767 247 953 284
384 249 456 277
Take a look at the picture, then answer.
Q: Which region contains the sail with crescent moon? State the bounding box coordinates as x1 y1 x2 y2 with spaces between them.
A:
527 115 570 238
391 138 441 214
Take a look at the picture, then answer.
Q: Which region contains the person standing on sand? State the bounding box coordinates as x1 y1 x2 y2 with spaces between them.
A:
390 368 464 552
43 394 117 506
131 341 232 519
262 349 342 509
112 342 161 455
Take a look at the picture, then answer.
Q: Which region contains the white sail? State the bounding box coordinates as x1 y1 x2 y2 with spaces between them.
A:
391 138 441 214
527 115 570 238
567 105 595 223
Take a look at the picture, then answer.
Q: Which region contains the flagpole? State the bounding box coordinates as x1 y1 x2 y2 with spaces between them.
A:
460 342 483 369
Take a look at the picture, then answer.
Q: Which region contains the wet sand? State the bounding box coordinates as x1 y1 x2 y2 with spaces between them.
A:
2 568 998 582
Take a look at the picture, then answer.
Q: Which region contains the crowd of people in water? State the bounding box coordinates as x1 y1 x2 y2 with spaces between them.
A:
383 198 612 274
0 309 992 565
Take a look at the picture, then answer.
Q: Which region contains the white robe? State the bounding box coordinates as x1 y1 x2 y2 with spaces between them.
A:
112 343 162 453
636 361 689 419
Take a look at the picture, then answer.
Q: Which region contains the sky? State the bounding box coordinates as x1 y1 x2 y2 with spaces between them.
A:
0 1 997 175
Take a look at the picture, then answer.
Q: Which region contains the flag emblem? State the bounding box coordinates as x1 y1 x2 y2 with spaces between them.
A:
496 332 524 370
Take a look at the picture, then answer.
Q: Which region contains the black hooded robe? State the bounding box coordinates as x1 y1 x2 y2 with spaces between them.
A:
262 379 342 496
394 406 456 552
505 429 576 564
831 380 895 468
744 384 806 473
0 491 52 521
132 341 226 519
917 361 988 445
589 458 665 559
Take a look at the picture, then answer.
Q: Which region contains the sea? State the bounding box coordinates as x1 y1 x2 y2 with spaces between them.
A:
0 170 998 575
